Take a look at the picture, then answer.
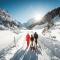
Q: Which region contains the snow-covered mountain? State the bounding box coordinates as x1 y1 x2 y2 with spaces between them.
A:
24 18 44 29
0 8 24 30
24 7 60 30
32 23 47 29
32 15 60 30
24 18 36 29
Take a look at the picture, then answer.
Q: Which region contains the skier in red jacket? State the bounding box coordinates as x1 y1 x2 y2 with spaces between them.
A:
26 33 30 48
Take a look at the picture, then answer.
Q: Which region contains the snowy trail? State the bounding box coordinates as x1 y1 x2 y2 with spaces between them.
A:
11 48 39 60
2 30 60 60
8 31 50 60
9 31 42 60
10 48 27 60
10 38 49 60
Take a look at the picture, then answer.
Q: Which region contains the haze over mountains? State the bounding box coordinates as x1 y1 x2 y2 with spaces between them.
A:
0 7 60 31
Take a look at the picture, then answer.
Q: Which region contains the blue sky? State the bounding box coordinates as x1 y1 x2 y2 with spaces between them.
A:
0 0 60 23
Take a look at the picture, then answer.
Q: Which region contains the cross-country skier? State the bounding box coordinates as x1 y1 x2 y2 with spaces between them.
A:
30 34 34 50
34 32 38 49
26 33 30 48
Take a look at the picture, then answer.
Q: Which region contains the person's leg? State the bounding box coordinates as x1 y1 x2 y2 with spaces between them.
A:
27 42 28 48
35 38 37 45
30 41 33 50
27 41 29 48
28 42 29 47
31 41 35 51
32 41 35 51
35 39 37 50
32 41 33 46
31 41 33 50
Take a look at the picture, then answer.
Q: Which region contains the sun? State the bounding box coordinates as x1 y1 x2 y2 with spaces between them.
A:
34 13 43 21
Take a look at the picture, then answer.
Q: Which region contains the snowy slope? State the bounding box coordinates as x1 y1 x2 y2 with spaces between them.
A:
41 16 60 41
0 30 60 60
0 30 54 60
0 30 17 51
0 8 24 30
32 23 47 29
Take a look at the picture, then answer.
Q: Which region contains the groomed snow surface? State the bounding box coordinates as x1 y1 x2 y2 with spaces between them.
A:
0 29 60 60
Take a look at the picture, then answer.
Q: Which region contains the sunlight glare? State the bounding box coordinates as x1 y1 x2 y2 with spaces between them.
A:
34 13 43 22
